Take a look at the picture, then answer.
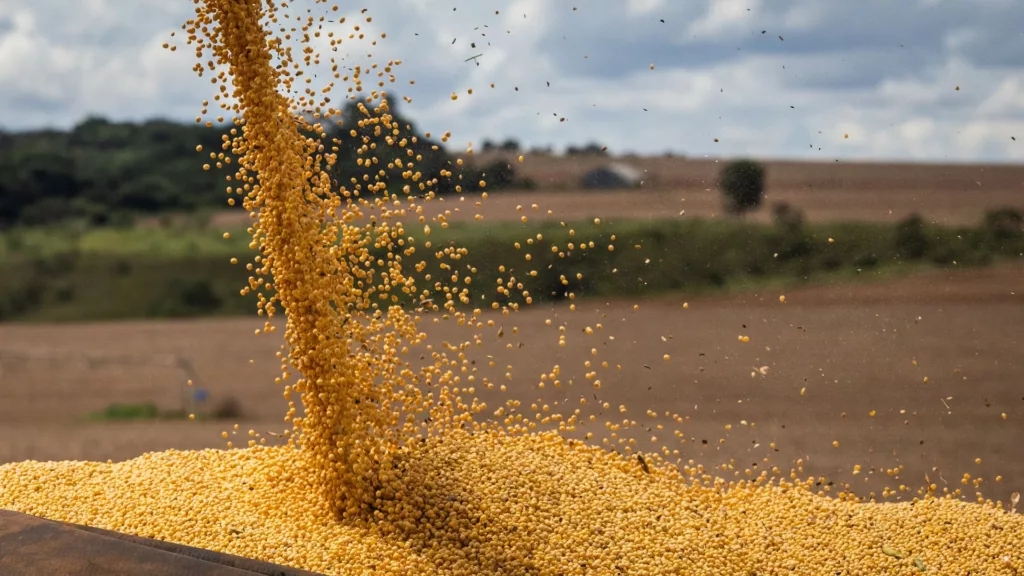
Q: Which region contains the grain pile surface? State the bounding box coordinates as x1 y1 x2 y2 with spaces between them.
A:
2 0 1023 575
4 432 1024 575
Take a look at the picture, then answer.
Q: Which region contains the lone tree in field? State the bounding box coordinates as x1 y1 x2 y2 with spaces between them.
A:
719 159 765 217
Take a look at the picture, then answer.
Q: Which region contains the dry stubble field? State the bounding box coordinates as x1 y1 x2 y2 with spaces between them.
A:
205 158 1024 229
1 263 1021 501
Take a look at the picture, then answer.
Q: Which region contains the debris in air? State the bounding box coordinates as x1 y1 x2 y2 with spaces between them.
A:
637 454 650 474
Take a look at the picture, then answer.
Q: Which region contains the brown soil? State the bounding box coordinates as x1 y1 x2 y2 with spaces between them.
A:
406 184 1023 226
208 157 1024 230
2 263 1022 502
476 154 1024 195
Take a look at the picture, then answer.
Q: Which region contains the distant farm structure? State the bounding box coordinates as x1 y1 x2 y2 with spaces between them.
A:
580 163 644 190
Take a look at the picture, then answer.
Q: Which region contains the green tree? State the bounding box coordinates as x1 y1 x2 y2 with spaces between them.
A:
0 117 231 226
321 99 471 198
0 148 80 225
117 175 190 212
719 159 765 216
0 103 519 227
983 207 1023 241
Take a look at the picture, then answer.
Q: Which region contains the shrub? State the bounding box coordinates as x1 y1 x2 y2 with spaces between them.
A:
32 250 79 276
895 214 928 260
89 402 160 421
178 280 223 313
500 139 520 152
533 246 589 300
0 279 46 320
770 204 812 262
112 259 133 276
212 397 243 420
460 161 532 192
17 198 81 226
854 253 880 269
702 264 728 287
480 161 516 190
719 160 765 216
983 207 1023 241
150 279 224 317
931 245 957 265
819 253 843 271
3 230 24 252
771 202 805 231
53 282 76 302
106 210 136 228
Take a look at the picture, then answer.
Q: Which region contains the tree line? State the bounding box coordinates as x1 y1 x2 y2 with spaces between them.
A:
0 100 530 228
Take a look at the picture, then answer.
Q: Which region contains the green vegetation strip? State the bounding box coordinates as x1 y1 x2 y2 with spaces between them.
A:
0 108 529 229
0 219 251 260
1 212 1020 322
83 402 238 422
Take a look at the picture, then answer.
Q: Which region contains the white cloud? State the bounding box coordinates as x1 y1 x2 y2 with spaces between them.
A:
780 3 824 31
978 78 1024 116
687 0 759 39
0 0 1022 162
944 27 980 52
0 10 79 117
627 0 666 16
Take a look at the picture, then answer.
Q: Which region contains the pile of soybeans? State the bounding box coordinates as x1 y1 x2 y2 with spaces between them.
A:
2 1 1022 574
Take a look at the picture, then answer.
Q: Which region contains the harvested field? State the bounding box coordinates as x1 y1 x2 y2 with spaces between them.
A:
397 184 1023 226
1 263 1021 500
208 159 1024 230
472 155 1024 195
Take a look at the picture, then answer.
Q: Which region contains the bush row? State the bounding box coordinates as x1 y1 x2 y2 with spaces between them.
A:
0 101 532 228
1 210 1020 322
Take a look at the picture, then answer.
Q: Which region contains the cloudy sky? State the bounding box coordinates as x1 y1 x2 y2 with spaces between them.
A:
1 0 1023 162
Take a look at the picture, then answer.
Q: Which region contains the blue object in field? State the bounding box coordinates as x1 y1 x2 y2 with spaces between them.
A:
193 389 209 403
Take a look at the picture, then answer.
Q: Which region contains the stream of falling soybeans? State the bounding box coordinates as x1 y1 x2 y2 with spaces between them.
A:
1 1 1023 574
